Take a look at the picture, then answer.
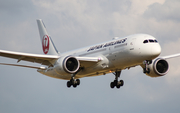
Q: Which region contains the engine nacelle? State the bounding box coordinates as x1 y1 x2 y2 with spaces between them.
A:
54 56 80 75
146 58 169 77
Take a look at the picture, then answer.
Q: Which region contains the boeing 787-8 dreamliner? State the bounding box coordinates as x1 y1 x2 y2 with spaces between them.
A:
0 19 179 89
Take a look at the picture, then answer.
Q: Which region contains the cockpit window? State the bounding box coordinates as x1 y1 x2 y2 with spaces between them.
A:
149 39 154 42
143 39 158 44
154 40 158 43
143 40 148 43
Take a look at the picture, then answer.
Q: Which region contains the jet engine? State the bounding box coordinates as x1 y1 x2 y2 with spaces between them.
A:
145 58 169 77
54 56 80 75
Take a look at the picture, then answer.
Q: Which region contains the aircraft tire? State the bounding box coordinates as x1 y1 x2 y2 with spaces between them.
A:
76 79 80 85
120 80 124 86
110 82 115 88
67 81 71 88
116 84 120 88
73 84 77 88
114 80 118 85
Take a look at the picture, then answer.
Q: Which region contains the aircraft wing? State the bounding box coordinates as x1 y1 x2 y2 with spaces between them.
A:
0 50 59 66
161 53 180 59
0 49 103 69
0 63 46 70
0 49 101 67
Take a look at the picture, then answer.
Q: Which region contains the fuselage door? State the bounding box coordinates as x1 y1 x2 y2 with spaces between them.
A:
129 38 136 50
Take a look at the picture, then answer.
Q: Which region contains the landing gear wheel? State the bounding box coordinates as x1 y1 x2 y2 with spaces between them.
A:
120 80 124 86
114 80 118 85
67 81 71 88
76 79 80 85
73 84 77 88
110 82 115 88
116 84 121 89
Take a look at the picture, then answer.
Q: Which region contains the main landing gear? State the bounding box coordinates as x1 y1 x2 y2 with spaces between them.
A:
67 67 83 88
67 77 80 88
110 71 124 89
143 60 152 74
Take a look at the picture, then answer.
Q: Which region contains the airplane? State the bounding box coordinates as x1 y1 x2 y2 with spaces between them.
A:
0 19 180 89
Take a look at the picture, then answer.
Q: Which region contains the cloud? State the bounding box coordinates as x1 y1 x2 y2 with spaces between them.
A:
144 0 180 22
30 0 171 49
0 0 33 13
129 0 165 15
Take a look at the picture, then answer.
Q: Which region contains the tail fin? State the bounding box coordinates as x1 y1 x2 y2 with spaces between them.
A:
37 19 59 55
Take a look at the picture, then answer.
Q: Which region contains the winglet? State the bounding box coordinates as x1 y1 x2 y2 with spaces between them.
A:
37 19 59 55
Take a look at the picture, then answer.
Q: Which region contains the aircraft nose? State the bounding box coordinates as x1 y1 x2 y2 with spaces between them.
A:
151 44 161 58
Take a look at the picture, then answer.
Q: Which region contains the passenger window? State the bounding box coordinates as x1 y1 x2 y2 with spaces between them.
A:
143 40 148 43
149 39 154 42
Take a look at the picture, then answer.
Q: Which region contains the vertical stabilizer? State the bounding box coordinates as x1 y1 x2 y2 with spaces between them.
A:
37 19 58 55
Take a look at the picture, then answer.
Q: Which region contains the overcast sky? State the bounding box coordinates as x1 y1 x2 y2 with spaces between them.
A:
0 0 180 113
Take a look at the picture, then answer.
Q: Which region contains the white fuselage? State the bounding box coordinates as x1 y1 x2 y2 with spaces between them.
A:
38 34 161 80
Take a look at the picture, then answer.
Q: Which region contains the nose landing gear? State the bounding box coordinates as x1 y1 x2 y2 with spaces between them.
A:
143 60 152 74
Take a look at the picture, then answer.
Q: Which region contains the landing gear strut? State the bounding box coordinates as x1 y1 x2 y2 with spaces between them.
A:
143 60 152 74
110 71 124 89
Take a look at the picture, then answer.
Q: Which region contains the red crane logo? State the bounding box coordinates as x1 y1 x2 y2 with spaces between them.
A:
42 35 49 54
